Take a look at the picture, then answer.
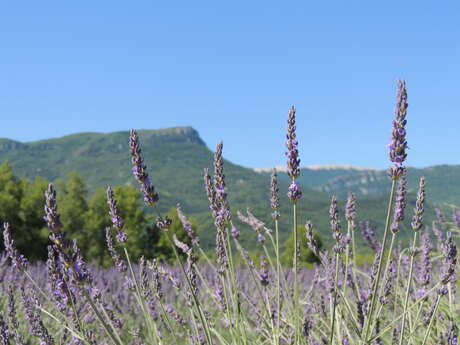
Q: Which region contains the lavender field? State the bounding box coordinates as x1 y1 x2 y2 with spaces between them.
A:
1 81 458 345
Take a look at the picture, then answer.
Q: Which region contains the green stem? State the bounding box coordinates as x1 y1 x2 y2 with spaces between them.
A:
165 232 213 345
292 201 300 344
421 295 441 345
398 231 418 345
275 218 281 345
329 252 340 344
83 290 123 345
362 178 397 344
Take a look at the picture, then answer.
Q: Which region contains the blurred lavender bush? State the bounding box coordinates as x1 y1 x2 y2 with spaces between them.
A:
1 81 459 345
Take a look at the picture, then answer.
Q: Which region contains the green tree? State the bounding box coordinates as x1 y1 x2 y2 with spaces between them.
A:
84 188 112 265
281 225 323 266
57 172 89 252
18 176 50 260
0 162 23 253
113 185 147 259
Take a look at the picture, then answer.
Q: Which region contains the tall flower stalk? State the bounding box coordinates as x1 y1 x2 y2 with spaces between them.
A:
270 168 281 345
398 176 425 345
286 105 302 343
363 80 408 344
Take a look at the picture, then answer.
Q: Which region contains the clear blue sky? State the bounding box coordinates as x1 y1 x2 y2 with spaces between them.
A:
1 1 459 169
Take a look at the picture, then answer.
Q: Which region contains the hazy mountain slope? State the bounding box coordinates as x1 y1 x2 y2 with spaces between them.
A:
0 127 450 250
315 165 460 207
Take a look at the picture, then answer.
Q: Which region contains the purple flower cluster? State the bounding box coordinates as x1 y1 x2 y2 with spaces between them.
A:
177 203 199 245
411 176 425 232
390 168 407 233
129 129 159 206
3 222 28 270
270 169 280 220
286 105 300 179
388 80 409 179
106 186 127 243
285 106 302 202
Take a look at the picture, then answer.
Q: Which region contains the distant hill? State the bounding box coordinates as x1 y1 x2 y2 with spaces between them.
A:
0 127 452 250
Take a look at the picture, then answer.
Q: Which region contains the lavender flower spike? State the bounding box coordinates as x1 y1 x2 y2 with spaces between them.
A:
388 80 408 179
3 222 28 270
345 192 356 223
177 203 199 245
390 168 407 234
286 105 300 179
330 196 344 253
270 168 280 220
44 183 61 232
106 186 127 243
129 129 159 206
411 176 425 232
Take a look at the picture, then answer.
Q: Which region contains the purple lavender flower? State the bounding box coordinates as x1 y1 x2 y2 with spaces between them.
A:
216 229 228 274
330 196 344 253
106 186 127 243
287 181 302 202
305 221 321 259
231 225 240 239
172 235 191 255
105 228 127 273
270 169 280 219
380 259 395 305
360 221 381 252
418 230 432 287
259 258 269 286
411 176 425 232
3 222 28 270
388 80 408 179
129 129 159 206
452 209 460 228
176 203 199 245
390 168 407 233
345 192 356 223
286 105 300 179
155 215 172 230
212 142 231 229
21 288 54 345
44 183 61 232
0 316 10 345
439 232 457 286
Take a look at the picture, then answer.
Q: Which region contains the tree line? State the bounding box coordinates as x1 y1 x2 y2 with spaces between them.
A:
0 162 191 264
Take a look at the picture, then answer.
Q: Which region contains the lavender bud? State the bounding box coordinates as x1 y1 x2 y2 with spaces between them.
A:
176 204 199 245
3 222 28 270
439 232 457 285
231 226 240 239
106 186 127 243
270 169 280 219
329 196 343 253
155 216 172 230
418 230 432 287
360 221 381 252
287 181 302 202
259 258 269 286
390 168 407 233
305 221 320 258
129 129 159 206
411 177 425 232
345 192 356 222
172 235 191 255
388 80 408 179
452 209 460 229
286 105 300 179
105 228 127 272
